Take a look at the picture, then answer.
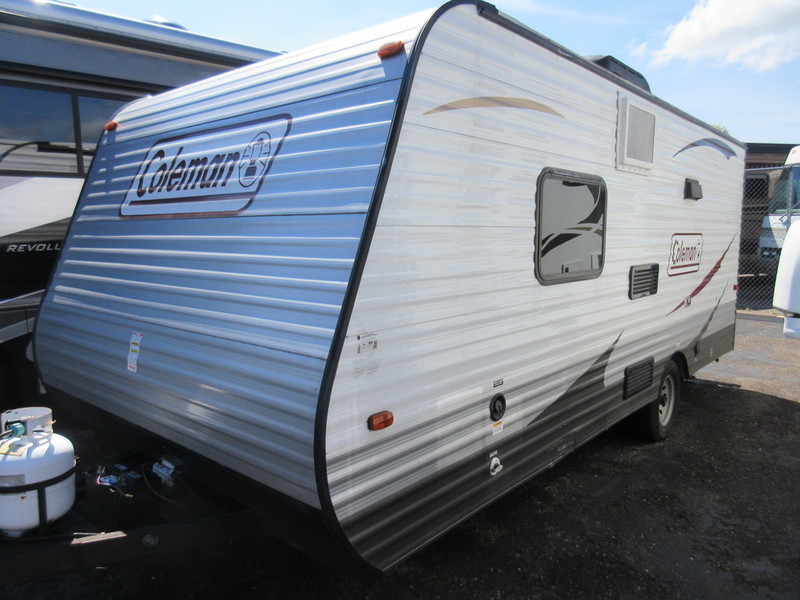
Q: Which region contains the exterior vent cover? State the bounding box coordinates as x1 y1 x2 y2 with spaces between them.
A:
629 263 659 299
626 105 655 163
624 357 655 399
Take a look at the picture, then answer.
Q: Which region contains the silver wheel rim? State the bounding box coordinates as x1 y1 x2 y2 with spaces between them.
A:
658 374 675 426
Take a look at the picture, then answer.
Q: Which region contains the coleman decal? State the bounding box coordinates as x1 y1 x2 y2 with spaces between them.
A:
667 236 734 315
120 113 291 218
668 233 703 276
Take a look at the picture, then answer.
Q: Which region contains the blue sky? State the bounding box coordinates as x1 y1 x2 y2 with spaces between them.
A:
73 0 800 145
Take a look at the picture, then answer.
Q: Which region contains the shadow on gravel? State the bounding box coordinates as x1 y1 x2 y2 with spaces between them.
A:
7 380 800 600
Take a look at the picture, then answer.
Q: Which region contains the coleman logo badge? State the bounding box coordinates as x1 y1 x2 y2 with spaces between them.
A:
121 114 291 218
668 233 703 276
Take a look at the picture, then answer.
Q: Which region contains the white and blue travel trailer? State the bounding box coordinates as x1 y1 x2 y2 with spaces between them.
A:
34 1 744 573
0 0 279 406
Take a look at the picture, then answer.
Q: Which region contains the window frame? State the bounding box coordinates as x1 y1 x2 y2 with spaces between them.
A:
534 167 608 286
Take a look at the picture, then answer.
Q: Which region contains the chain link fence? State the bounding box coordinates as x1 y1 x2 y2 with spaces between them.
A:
737 164 796 313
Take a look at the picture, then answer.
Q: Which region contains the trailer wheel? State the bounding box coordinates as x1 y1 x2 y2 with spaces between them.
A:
633 360 681 442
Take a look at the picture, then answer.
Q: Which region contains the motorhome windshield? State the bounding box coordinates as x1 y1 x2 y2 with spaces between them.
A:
766 166 800 215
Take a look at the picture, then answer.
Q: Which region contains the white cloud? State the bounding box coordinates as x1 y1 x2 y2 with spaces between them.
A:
628 40 650 60
652 0 800 72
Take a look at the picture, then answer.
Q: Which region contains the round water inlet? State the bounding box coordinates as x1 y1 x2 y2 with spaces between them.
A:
0 407 76 537
489 394 506 422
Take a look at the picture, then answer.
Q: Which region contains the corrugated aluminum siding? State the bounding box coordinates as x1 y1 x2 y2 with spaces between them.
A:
325 1 742 553
35 10 433 508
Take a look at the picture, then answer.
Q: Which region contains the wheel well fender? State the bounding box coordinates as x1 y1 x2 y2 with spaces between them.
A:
670 352 689 380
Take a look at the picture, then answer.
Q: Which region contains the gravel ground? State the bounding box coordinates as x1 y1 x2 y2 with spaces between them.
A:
4 315 799 599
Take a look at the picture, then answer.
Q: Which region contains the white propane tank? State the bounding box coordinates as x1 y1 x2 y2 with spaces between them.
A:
0 407 76 537
773 221 800 339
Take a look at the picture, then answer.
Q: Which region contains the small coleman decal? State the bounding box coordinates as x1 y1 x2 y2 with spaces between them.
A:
667 236 734 315
668 233 703 276
120 114 291 218
127 331 143 373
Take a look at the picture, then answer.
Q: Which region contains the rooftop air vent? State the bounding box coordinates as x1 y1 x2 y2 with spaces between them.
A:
587 55 650 92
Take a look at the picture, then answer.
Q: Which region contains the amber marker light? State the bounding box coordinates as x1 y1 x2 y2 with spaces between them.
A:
367 411 394 431
104 120 119 132
377 40 405 59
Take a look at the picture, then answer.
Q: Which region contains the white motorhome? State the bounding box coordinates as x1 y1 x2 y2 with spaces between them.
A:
773 221 800 338
0 0 279 406
751 146 800 274
34 1 744 572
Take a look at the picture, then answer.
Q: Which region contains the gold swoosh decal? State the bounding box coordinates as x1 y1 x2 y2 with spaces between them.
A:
424 96 563 117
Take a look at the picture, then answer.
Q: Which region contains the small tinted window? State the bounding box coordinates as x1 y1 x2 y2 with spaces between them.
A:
794 168 800 211
768 170 792 214
767 167 800 214
535 169 606 284
0 83 129 176
0 84 78 174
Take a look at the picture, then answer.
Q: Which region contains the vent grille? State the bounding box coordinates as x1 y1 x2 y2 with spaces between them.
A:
624 357 654 399
629 263 659 299
626 105 655 163
616 96 656 172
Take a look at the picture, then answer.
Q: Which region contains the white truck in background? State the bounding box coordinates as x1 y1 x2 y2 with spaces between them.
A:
754 146 800 275
773 221 800 338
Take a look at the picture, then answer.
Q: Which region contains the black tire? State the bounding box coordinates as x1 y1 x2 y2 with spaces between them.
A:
632 359 681 442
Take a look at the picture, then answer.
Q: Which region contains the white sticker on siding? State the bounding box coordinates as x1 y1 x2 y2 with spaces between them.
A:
127 331 143 373
353 332 380 378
